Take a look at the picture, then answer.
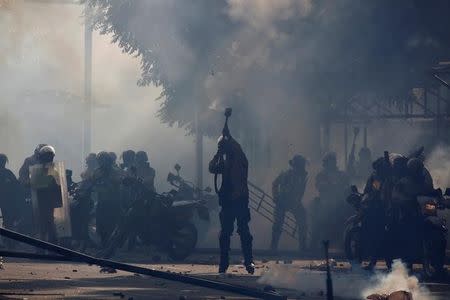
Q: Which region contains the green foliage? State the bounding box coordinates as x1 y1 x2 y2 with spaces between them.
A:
85 0 450 136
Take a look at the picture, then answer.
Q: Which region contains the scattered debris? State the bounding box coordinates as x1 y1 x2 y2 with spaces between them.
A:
64 276 71 279
113 292 125 298
72 269 78 272
100 267 117 274
308 259 337 271
263 285 276 292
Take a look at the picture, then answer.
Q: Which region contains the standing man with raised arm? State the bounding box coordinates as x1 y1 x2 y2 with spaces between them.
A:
209 108 255 274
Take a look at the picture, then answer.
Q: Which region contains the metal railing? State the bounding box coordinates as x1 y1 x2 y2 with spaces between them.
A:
247 181 298 240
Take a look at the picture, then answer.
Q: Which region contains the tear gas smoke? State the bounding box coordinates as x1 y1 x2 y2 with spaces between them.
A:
0 2 212 192
258 260 434 300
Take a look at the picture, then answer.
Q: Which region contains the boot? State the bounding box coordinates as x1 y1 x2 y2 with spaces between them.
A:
219 234 230 273
245 262 255 275
241 234 255 274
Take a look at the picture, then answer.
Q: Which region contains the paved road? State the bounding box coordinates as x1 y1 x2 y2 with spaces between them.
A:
1 255 450 300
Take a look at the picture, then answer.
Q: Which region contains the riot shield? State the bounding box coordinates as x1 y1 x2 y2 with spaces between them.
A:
30 161 71 238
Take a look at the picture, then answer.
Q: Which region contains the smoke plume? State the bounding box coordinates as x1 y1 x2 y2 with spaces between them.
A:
258 260 434 300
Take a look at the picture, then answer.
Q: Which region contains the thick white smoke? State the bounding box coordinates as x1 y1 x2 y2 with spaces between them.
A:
0 1 210 192
258 260 434 300
426 145 450 189
363 261 434 300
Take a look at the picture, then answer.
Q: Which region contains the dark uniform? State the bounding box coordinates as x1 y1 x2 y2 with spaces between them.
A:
30 146 62 243
80 153 98 181
90 152 123 246
348 147 373 184
0 154 21 233
312 152 350 249
135 151 156 192
271 155 308 251
358 158 390 270
389 157 434 268
120 150 136 171
209 136 254 274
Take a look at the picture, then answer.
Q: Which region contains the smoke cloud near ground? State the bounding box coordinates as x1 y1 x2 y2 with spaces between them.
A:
259 260 434 300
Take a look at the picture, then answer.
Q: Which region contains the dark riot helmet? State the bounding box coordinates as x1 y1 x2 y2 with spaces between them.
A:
0 153 8 168
407 158 424 178
358 147 372 161
121 150 136 164
109 152 117 163
289 154 307 170
217 135 232 153
34 143 48 156
39 145 56 163
322 152 337 168
97 151 114 168
86 153 97 165
136 151 148 163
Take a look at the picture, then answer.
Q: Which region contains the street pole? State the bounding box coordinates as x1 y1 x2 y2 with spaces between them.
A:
83 3 93 163
195 106 203 191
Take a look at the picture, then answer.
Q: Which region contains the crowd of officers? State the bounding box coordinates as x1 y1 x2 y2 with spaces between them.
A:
0 141 440 271
270 151 354 252
0 144 156 251
269 146 438 270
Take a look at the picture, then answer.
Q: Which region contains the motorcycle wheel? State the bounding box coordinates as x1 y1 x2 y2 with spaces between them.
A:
423 229 446 279
344 226 363 264
167 223 198 261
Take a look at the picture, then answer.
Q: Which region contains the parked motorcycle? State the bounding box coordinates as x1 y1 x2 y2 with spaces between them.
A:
344 185 449 278
98 175 205 261
167 164 218 241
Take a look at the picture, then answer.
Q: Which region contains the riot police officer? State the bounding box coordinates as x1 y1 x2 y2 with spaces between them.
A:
120 150 136 171
91 151 123 246
30 145 61 243
0 154 21 235
81 153 98 181
271 154 308 252
312 152 350 249
209 133 255 274
135 151 156 192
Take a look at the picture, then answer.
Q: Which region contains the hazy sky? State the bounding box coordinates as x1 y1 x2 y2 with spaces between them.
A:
0 1 215 191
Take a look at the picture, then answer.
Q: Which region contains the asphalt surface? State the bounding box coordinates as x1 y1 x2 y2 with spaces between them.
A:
1 252 450 300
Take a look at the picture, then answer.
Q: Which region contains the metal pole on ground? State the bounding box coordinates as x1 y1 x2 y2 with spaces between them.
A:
0 227 286 300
